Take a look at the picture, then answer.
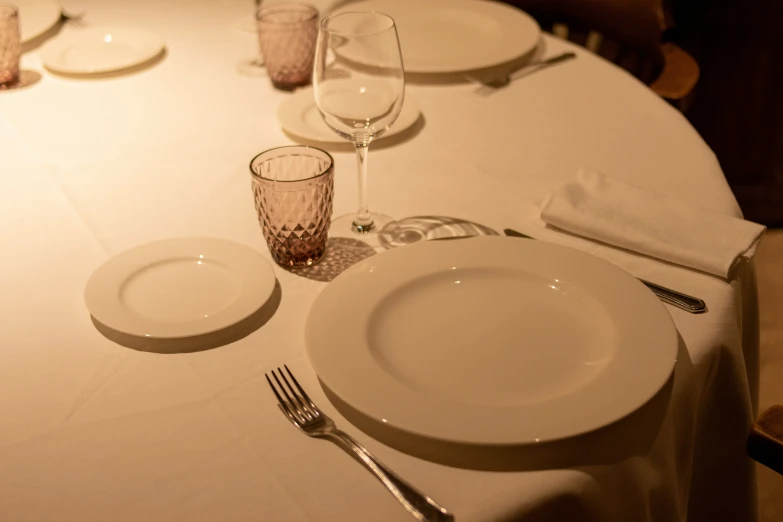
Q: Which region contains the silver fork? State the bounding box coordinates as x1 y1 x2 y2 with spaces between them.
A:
265 365 454 522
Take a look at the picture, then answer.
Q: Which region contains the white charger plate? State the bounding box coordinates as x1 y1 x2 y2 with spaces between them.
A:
306 236 677 448
335 0 541 73
41 26 165 74
85 238 276 338
16 0 61 44
278 88 421 144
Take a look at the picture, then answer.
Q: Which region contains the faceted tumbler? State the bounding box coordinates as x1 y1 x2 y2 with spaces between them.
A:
256 3 318 91
250 146 334 267
0 3 19 88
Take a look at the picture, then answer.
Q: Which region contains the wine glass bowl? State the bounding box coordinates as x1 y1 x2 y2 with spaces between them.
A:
316 76 403 144
313 11 405 241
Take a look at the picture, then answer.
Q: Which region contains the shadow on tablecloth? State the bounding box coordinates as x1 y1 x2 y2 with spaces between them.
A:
284 215 498 283
284 237 377 283
377 215 498 249
0 71 41 91
321 332 685 472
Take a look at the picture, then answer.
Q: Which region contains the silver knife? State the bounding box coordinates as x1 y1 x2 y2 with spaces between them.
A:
503 228 707 314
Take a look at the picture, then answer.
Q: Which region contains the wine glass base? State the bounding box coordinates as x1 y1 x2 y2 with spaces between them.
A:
330 212 401 250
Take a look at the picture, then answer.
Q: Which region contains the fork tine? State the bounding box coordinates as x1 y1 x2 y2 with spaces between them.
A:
284 364 321 414
277 366 315 419
265 373 302 425
272 369 310 422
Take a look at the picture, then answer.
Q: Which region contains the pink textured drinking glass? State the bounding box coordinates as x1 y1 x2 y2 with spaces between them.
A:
256 3 318 91
0 3 20 88
250 146 334 267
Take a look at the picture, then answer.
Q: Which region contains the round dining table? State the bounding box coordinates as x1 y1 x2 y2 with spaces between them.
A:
0 0 759 521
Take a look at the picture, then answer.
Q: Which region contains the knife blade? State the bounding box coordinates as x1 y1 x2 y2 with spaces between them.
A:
503 228 707 314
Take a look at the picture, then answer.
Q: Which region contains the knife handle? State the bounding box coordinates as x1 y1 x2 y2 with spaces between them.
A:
640 279 707 313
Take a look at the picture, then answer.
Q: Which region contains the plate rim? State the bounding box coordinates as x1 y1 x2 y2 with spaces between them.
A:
306 236 678 446
17 0 61 44
277 88 421 144
84 237 276 339
335 0 541 73
40 25 165 74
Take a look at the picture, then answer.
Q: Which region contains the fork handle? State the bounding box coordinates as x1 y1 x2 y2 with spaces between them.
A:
508 51 577 81
327 430 454 522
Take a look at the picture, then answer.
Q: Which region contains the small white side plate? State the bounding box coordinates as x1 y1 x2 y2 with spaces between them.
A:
41 26 165 74
16 0 61 44
277 88 421 144
85 238 276 338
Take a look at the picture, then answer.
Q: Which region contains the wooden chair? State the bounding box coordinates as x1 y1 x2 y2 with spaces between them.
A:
748 406 783 475
501 0 699 112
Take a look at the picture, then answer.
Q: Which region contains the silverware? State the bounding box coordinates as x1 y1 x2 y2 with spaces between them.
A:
475 52 576 94
265 365 454 522
503 228 707 314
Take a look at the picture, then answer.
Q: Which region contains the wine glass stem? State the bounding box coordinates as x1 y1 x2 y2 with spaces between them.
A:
354 143 372 231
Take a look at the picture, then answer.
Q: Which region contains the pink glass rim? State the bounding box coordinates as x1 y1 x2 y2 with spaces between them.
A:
256 3 318 25
249 145 334 184
320 11 396 36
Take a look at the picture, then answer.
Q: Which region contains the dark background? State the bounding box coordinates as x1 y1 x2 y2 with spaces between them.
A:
671 0 783 227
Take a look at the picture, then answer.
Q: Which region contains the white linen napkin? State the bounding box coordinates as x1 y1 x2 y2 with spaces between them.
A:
540 168 766 279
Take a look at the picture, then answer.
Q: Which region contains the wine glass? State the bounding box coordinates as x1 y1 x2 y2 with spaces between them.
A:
313 11 405 246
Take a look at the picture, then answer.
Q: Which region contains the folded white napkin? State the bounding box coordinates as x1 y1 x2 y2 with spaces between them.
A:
540 168 766 279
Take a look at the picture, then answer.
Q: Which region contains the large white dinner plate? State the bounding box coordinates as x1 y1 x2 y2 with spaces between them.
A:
85 238 276 338
16 0 61 44
278 88 421 144
335 0 541 73
306 236 677 448
41 26 165 74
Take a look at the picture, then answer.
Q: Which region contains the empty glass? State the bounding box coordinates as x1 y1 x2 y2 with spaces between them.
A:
250 146 335 267
313 12 405 246
257 3 318 91
0 3 19 88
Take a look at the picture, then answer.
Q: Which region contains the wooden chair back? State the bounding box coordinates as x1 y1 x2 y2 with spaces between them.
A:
503 0 698 109
506 0 664 83
748 405 783 475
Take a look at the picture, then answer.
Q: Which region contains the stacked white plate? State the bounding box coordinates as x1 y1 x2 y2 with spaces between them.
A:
335 0 542 73
306 236 677 466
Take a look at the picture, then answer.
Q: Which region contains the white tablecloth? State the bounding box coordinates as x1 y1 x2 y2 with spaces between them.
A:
0 0 759 521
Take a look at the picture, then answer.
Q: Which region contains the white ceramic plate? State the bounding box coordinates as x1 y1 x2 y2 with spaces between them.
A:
306 236 677 447
335 0 541 73
85 238 276 338
16 0 61 44
278 88 421 143
41 26 165 74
